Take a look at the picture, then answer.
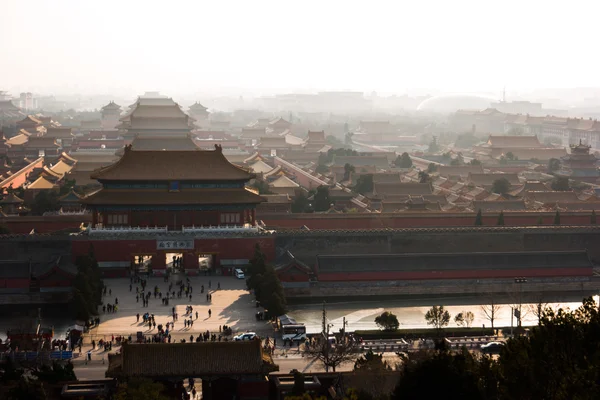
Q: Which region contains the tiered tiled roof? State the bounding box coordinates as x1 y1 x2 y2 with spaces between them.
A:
129 135 199 151
45 127 73 139
249 160 274 174
485 135 542 148
101 101 121 111
270 175 299 188
525 191 582 204
81 188 263 206
91 145 254 181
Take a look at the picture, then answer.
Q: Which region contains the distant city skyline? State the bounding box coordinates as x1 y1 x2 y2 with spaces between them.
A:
1 0 599 97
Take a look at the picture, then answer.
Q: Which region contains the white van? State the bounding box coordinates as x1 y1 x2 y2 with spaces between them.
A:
234 269 245 279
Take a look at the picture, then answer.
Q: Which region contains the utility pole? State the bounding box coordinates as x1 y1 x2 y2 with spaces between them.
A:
322 302 327 336
510 307 513 337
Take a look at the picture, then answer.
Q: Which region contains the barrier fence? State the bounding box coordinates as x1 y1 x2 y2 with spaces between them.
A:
0 350 73 362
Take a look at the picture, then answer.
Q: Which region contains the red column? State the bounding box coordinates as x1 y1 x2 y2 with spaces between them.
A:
251 209 256 225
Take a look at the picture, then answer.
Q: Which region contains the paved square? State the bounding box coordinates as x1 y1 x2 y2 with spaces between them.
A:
86 274 273 343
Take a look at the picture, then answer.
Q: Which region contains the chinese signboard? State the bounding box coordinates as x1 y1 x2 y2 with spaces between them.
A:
157 240 194 250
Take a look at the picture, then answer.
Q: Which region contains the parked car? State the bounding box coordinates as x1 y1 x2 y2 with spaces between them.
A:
481 341 504 354
234 332 257 341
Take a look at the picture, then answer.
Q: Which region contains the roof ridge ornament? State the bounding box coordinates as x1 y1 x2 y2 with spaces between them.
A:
214 144 222 153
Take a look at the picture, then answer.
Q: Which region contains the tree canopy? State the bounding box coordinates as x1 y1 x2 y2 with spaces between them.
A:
454 311 475 328
69 254 103 320
428 136 440 153
313 186 331 212
418 171 431 184
548 158 561 173
250 179 273 194
247 244 287 317
375 311 400 331
496 211 505 226
28 190 60 215
474 209 483 226
551 176 570 191
291 191 311 213
354 174 374 195
427 163 438 173
425 306 451 330
454 132 481 148
395 153 413 168
491 178 511 195
343 163 355 181
390 297 600 400
554 210 561 225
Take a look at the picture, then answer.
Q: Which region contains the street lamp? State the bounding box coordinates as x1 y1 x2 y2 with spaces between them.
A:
511 277 528 336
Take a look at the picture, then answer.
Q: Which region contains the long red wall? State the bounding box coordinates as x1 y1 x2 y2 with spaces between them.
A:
260 211 594 230
2 210 597 235
317 267 593 281
72 237 276 266
1 215 92 234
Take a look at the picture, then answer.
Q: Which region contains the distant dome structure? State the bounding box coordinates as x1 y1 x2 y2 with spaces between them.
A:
417 94 496 113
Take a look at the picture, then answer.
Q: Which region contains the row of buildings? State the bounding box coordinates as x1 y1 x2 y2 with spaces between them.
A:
451 108 600 151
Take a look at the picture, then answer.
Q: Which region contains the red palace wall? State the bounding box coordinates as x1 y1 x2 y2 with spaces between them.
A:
317 267 593 282
259 211 594 230
71 236 276 275
0 278 30 289
1 215 92 234
1 211 596 235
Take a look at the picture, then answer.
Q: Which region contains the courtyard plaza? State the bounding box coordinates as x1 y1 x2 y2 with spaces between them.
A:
85 273 270 344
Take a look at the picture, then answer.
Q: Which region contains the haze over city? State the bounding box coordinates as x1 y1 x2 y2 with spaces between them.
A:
2 0 600 97
4 1 600 399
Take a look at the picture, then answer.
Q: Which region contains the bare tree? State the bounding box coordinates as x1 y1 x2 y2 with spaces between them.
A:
303 336 358 372
481 297 502 330
454 311 475 328
528 293 554 325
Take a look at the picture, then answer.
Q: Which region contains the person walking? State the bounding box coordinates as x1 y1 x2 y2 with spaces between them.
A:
217 282 220 290
195 311 198 320
208 309 212 318
136 313 140 322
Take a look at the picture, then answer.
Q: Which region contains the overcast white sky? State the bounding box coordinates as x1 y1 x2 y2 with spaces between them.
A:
1 0 598 97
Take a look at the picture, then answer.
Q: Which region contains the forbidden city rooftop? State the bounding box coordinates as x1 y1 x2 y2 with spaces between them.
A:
90 144 255 182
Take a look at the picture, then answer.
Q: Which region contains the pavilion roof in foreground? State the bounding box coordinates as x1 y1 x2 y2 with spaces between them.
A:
107 340 277 378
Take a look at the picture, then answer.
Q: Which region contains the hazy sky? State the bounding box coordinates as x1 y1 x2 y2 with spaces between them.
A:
1 0 598 97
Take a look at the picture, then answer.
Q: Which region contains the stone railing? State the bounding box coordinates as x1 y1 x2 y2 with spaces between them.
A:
89 225 168 234
181 224 259 233
87 224 259 234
